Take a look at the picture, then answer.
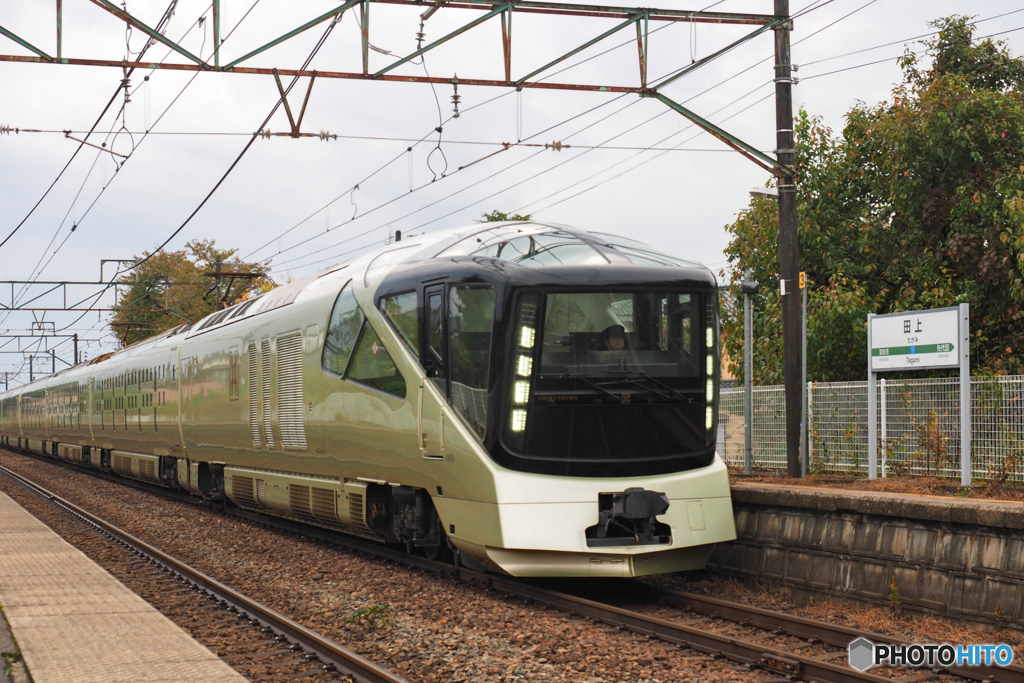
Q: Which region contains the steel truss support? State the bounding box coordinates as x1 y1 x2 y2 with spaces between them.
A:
273 70 317 137
88 0 208 66
652 93 792 176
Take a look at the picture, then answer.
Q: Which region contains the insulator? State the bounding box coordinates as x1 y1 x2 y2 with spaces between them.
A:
0 124 12 135
549 140 563 152
318 130 333 141
451 75 461 119
259 128 271 139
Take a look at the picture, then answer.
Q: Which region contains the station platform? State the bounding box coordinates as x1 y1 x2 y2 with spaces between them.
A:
0 490 246 683
709 481 1024 629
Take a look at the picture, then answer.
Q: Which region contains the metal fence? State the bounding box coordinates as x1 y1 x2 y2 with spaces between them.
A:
718 376 1024 481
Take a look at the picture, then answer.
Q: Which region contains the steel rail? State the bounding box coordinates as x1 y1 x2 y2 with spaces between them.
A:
3 449 1017 683
635 583 1024 683
0 462 409 683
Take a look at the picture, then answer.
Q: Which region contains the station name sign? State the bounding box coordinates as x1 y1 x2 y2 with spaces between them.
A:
869 307 960 372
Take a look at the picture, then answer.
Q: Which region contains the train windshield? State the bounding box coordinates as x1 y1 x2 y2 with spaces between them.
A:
502 289 717 477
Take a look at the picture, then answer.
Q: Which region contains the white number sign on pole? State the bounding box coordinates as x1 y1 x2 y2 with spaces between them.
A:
867 304 971 484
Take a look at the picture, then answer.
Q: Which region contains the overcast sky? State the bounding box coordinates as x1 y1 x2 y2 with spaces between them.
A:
1 0 1022 379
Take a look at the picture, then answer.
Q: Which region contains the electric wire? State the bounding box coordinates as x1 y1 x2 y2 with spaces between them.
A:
801 7 1024 68
0 2 180 252
0 2 264 352
117 13 345 278
270 0 875 272
512 16 1024 221
239 0 758 262
801 24 1024 81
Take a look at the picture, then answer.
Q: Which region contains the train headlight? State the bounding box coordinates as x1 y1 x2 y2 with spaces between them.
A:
706 406 713 430
511 409 528 432
519 326 535 349
516 355 533 377
513 381 530 404
706 379 714 402
706 355 713 375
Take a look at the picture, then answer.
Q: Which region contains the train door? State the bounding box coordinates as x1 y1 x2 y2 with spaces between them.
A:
419 284 447 460
179 355 196 448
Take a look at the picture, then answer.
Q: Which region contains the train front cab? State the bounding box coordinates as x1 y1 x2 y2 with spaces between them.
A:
376 228 736 577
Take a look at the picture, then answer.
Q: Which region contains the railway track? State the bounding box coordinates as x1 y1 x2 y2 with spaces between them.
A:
629 584 1024 683
0 462 408 683
3 449 1021 683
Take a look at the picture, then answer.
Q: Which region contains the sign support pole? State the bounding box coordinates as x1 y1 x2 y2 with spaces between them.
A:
959 302 971 486
867 313 877 479
744 285 753 475
800 274 808 477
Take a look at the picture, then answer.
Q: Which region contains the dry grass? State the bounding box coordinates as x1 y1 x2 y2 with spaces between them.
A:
685 576 1024 658
728 470 1024 503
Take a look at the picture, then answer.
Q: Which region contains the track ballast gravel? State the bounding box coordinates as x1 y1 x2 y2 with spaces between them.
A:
0 448 778 683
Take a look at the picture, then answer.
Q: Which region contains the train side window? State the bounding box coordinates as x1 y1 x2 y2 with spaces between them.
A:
345 322 406 399
448 285 495 439
424 284 446 382
322 281 365 377
380 291 419 359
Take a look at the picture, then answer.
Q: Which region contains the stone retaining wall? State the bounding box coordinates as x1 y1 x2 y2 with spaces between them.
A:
707 484 1024 629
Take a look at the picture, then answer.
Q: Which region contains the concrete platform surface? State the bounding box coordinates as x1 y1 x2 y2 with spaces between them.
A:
0 490 247 683
731 482 1024 529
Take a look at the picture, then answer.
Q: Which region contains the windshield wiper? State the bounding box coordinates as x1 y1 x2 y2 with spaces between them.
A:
562 374 622 401
606 370 697 403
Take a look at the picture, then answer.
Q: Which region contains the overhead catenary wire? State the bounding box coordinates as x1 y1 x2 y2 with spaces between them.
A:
239 0 766 263
118 13 345 278
278 80 775 274
9 0 265 295
269 0 884 273
0 1 181 253
6 129 774 152
507 17 1024 222
0 1 265 351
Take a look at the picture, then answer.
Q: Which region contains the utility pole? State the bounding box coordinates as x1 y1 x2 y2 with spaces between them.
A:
74 333 79 364
774 0 801 478
29 356 34 383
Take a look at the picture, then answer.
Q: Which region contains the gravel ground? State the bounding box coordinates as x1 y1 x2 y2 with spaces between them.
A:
0 448 780 683
648 574 1024 659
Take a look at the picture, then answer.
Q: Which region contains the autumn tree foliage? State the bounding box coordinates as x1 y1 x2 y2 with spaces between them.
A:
110 239 272 346
722 16 1024 383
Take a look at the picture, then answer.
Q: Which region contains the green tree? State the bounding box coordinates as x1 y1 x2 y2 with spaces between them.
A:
723 15 1024 382
477 210 532 223
110 240 272 346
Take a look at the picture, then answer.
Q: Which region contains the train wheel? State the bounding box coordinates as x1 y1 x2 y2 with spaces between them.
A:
424 516 453 563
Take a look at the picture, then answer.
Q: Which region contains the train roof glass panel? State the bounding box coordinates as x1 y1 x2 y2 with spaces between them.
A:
435 224 553 257
474 231 608 268
590 233 701 268
364 244 421 286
